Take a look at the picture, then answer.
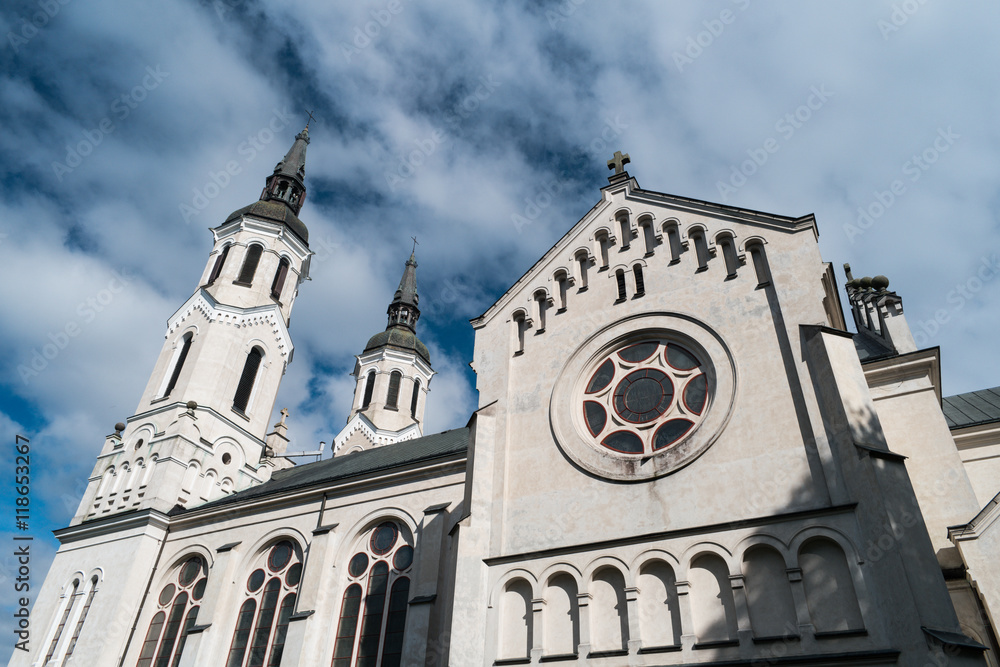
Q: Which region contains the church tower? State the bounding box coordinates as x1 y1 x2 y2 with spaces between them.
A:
333 250 435 454
72 125 314 523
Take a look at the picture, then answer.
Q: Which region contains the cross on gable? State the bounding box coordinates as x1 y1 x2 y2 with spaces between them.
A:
607 150 631 175
279 407 289 425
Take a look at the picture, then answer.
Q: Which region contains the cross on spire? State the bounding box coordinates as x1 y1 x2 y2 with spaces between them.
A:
411 236 419 253
607 150 631 175
279 407 289 425
304 109 317 128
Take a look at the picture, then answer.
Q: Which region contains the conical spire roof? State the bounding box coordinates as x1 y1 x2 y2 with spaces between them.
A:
363 250 429 363
392 251 419 309
272 124 309 183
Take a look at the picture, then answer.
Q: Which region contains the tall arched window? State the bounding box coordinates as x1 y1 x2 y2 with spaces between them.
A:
691 230 710 271
533 291 548 332
665 223 682 263
236 245 264 286
615 269 627 301
207 244 232 286
512 311 527 355
362 371 376 409
270 258 290 300
575 252 590 290
799 538 863 633
689 554 737 643
163 333 193 398
618 217 631 249
554 270 569 311
333 521 414 667
632 264 645 296
639 217 656 255
226 541 302 667
64 574 99 661
233 347 264 414
410 379 421 418
43 578 80 664
718 234 739 278
137 556 207 667
748 243 771 287
386 371 402 409
596 232 611 269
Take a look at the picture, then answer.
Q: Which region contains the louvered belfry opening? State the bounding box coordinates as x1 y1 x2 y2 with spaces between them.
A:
362 371 376 409
237 245 263 285
207 244 231 286
410 379 421 418
386 371 402 409
164 333 193 397
233 347 263 413
633 264 645 295
271 258 290 299
616 269 627 300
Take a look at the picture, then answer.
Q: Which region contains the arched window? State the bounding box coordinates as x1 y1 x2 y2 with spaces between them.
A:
554 270 569 311
512 311 527 355
226 540 302 667
333 521 414 667
543 574 579 657
386 371 402 409
615 269 627 301
233 347 264 414
43 578 80 664
596 232 611 269
743 546 797 639
618 217 631 249
361 371 376 409
590 567 628 652
718 234 739 278
498 579 532 660
236 245 264 286
638 561 681 648
163 333 193 398
533 291 548 333
64 575 99 660
270 258 290 300
748 243 771 286
137 556 207 667
575 252 590 290
690 230 710 271
207 244 231 286
665 223 682 263
410 379 421 418
639 217 656 255
689 554 737 644
799 538 863 633
633 264 645 296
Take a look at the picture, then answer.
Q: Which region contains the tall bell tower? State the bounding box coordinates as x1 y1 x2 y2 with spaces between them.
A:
333 250 436 454
73 125 314 523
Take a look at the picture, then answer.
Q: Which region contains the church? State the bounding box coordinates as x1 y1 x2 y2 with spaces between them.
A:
15 125 1000 667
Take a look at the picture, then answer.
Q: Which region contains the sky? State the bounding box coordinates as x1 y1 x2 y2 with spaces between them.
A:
1 0 999 660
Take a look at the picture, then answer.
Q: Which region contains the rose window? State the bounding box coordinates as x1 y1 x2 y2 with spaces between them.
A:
582 340 710 455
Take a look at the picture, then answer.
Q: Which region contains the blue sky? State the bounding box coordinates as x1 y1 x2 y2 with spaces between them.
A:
2 1 1000 660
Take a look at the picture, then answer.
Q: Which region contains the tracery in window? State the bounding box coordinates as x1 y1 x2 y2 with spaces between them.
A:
581 340 711 455
333 521 414 667
137 556 207 667
226 541 301 667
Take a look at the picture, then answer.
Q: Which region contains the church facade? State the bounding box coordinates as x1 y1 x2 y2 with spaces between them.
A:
15 131 999 667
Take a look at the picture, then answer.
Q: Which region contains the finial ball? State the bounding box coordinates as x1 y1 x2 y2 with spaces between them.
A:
114 422 126 433
186 400 198 410
872 275 890 290
859 276 873 289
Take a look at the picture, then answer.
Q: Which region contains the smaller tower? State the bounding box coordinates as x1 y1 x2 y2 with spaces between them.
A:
333 251 435 454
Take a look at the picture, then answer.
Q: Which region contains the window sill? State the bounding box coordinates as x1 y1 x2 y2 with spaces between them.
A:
587 649 628 658
598 266 609 273
232 280 252 287
513 350 524 357
637 645 681 654
385 406 398 412
613 297 627 305
539 653 578 662
693 639 739 650
815 628 867 640
631 292 645 299
150 395 171 405
644 251 655 258
494 659 531 666
577 286 588 293
753 634 800 644
230 407 251 422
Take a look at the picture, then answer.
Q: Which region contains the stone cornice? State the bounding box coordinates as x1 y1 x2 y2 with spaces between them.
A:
212 215 312 262
165 288 292 360
333 412 422 453
951 421 1000 451
55 508 171 544
862 347 941 403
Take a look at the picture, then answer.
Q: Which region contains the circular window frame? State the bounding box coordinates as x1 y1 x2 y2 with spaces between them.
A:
550 312 737 482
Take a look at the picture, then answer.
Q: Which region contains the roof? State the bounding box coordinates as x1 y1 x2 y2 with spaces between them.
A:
364 327 431 364
853 333 896 362
942 386 1000 429
183 427 469 513
224 199 309 244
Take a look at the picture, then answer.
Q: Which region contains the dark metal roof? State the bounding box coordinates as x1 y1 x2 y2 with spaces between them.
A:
364 327 431 364
942 386 1000 429
223 199 309 244
181 427 469 513
853 333 896 362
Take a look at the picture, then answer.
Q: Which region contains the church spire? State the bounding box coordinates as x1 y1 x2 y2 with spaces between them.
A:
387 250 420 332
260 123 310 216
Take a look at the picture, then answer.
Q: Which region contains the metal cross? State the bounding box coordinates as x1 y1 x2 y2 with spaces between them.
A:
607 150 631 175
411 236 419 252
304 109 317 128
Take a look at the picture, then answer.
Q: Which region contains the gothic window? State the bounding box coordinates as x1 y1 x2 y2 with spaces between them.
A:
410 379 420 418
137 556 207 667
226 541 302 667
554 270 569 311
575 251 590 289
207 244 231 285
615 269 627 301
43 578 80 665
237 245 264 286
386 371 401 409
633 264 645 296
332 521 414 667
233 347 264 414
271 258 290 300
362 371 376 409
582 340 709 455
163 333 193 398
